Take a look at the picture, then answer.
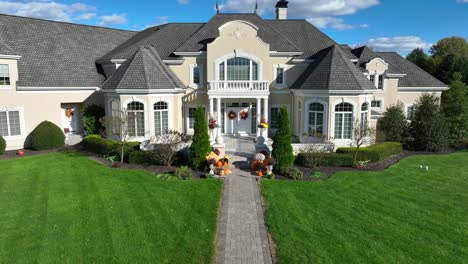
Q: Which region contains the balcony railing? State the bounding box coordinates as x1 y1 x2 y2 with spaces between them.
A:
208 81 269 93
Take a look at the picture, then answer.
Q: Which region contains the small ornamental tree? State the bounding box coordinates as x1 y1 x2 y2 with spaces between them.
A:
189 106 211 171
100 108 130 164
378 102 408 143
410 94 449 152
81 104 105 135
352 119 376 165
442 72 468 142
272 106 294 171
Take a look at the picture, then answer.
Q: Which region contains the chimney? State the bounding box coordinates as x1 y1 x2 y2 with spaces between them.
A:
276 0 289 20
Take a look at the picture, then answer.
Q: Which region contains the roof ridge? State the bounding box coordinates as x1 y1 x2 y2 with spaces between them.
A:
144 45 182 88
333 45 370 90
262 18 301 52
0 13 136 32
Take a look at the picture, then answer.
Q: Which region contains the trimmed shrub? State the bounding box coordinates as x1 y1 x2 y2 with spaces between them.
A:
336 142 403 162
30 121 65 150
81 104 105 135
175 166 193 180
296 152 356 167
128 150 158 165
189 106 211 171
0 135 5 154
272 106 294 171
281 167 303 180
378 103 408 143
81 135 140 161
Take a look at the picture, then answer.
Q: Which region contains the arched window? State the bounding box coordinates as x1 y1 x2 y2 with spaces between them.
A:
308 102 325 137
219 57 258 81
334 103 353 139
127 101 145 137
154 101 169 136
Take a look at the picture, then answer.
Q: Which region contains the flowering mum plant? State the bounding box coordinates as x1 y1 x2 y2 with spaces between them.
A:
354 160 370 169
257 117 269 128
208 118 219 129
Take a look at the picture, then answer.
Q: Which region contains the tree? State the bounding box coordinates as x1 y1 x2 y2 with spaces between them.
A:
100 109 131 164
189 105 211 171
272 106 294 171
81 104 105 135
429 37 468 84
146 130 189 166
352 119 376 165
409 94 449 152
441 72 468 142
378 102 408 143
407 48 430 72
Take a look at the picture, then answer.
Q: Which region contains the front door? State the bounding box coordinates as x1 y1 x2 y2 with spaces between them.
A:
225 107 251 136
61 104 80 134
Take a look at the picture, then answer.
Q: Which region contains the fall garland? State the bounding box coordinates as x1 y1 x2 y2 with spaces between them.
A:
228 111 237 120
239 111 249 120
65 108 74 118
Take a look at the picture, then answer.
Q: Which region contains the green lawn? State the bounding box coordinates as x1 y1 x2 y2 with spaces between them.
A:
262 151 468 263
0 152 222 263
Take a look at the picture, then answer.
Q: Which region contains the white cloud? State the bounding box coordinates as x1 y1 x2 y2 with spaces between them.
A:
98 14 128 26
75 12 96 20
457 0 468 3
307 16 368 30
143 16 170 29
357 36 431 53
0 1 96 22
220 0 377 30
178 0 189 4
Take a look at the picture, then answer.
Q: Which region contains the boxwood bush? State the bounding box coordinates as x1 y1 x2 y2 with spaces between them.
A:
30 121 65 150
296 152 355 167
128 150 158 165
0 135 5 154
81 135 140 161
281 166 303 180
336 142 403 162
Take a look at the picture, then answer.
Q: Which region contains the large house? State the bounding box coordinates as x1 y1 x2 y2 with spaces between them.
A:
0 1 447 151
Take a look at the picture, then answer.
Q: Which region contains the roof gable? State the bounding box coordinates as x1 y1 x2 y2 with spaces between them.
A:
293 45 376 91
102 46 184 90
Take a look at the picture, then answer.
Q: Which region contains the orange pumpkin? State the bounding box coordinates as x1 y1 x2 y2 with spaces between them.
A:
257 171 263 177
216 161 223 167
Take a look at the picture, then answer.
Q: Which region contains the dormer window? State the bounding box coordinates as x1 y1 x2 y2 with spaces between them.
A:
369 74 375 84
190 64 203 87
0 64 10 85
273 64 287 88
378 74 384 89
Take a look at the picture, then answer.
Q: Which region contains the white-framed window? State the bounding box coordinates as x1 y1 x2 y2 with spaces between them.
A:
334 103 354 139
407 105 416 121
0 108 23 137
190 64 203 87
218 57 258 81
154 101 169 136
371 100 382 108
270 107 280 129
369 74 375 84
308 102 325 137
127 101 145 137
0 64 10 86
377 74 384 89
273 64 287 88
361 102 369 132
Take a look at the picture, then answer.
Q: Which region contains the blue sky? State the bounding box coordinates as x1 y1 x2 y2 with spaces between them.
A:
2 0 467 55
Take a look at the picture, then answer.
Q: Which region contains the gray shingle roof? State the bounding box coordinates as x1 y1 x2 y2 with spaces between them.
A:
351 46 403 74
0 41 17 55
0 14 136 87
376 52 446 87
266 20 357 60
98 23 203 62
175 14 301 53
293 45 376 91
102 46 184 90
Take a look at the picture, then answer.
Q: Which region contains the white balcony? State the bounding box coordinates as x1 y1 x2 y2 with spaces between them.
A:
208 81 270 97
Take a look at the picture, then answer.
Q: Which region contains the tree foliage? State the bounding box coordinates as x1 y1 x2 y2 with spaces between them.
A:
409 94 449 152
378 102 408 143
81 104 105 135
441 72 468 142
406 48 430 72
272 106 294 171
189 106 211 171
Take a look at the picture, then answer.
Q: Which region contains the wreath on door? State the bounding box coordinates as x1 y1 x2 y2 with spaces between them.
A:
65 108 74 118
228 111 237 120
239 111 249 120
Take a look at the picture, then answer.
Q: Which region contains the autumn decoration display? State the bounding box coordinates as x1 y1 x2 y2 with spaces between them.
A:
228 111 237 120
65 108 74 118
239 111 249 120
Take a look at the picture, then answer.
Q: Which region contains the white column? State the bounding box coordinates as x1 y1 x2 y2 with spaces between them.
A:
256 97 262 138
263 97 269 139
209 97 214 118
216 97 222 139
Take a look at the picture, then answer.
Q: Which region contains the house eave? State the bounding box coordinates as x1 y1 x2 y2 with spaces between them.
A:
269 51 303 57
102 88 187 94
173 51 206 56
397 87 448 92
291 89 378 95
17 86 99 91
0 54 21 60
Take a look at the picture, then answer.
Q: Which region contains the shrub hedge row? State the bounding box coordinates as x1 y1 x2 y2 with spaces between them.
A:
336 142 403 162
128 150 158 165
81 135 140 161
296 153 355 168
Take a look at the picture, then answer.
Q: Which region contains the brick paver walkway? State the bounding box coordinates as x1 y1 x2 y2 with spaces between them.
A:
216 137 273 264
